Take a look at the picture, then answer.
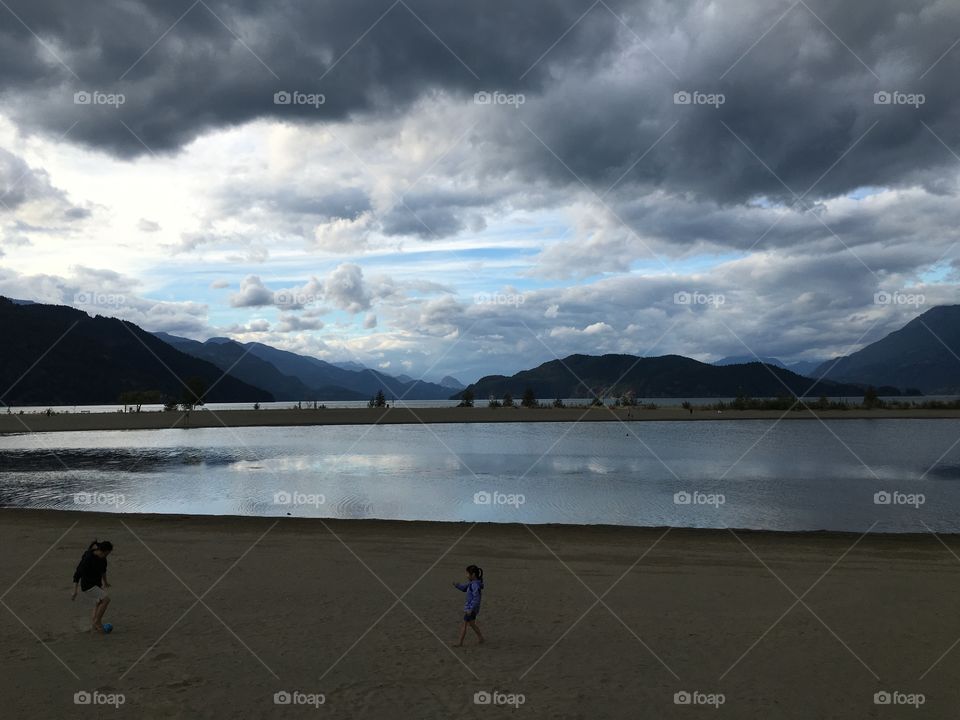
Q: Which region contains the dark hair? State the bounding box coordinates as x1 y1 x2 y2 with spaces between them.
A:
97 541 114 553
466 564 482 580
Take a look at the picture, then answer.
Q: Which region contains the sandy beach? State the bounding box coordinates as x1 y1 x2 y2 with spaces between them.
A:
1 509 957 718
3 405 960 434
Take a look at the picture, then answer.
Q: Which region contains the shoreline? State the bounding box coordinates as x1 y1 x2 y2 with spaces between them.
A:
0 505 952 539
4 507 960 717
3 505 958 539
3 405 960 434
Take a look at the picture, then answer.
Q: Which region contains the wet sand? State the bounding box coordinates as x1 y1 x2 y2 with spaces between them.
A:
1 508 958 718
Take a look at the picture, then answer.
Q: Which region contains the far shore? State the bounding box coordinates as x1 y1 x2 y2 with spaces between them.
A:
2 405 960 434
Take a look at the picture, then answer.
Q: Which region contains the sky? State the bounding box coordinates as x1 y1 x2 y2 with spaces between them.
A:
0 0 958 384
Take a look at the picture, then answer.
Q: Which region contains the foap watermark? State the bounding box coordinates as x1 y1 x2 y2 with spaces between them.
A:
673 90 725 108
674 290 725 307
874 90 925 108
674 690 725 708
73 491 126 508
474 292 525 307
874 490 925 509
474 90 525 108
74 690 125 708
874 290 925 308
273 690 325 708
73 291 126 307
274 289 320 309
674 490 725 508
474 490 525 508
874 690 925 708
273 490 326 508
273 90 326 108
473 690 526 708
74 90 125 108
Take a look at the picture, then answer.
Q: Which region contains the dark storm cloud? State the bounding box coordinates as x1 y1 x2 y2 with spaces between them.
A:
2 0 958 208
0 0 613 152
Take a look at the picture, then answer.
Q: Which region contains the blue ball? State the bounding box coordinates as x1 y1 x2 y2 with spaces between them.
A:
102 623 113 634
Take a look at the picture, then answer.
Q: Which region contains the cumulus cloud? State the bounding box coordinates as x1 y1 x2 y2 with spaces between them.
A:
323 263 372 313
229 275 275 308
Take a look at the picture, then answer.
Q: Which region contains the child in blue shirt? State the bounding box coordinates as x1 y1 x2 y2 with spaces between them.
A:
452 564 485 646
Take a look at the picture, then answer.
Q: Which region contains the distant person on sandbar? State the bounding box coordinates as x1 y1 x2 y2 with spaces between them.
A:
452 564 485 647
72 540 113 634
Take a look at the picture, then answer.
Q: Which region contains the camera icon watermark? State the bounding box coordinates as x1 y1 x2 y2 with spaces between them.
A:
873 690 924 708
73 291 126 307
474 91 525 108
74 690 125 708
674 490 725 508
474 292 525 307
73 491 126 508
473 690 525 707
273 490 326 508
673 690 725 708
674 290 725 307
273 90 326 108
74 90 125 108
473 490 526 508
873 90 925 108
873 490 925 509
273 690 325 707
873 290 925 308
673 90 725 108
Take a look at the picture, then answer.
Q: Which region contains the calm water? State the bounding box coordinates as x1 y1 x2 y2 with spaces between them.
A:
1 420 959 533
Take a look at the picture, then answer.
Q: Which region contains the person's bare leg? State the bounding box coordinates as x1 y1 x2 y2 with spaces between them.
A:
92 597 110 630
453 622 467 647
89 602 99 631
469 621 485 644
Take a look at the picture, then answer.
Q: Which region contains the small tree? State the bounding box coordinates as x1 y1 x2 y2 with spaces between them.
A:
681 401 693 414
552 397 565 408
457 388 475 408
180 377 207 411
503 392 514 408
521 386 537 408
863 386 880 409
368 389 387 408
488 396 502 408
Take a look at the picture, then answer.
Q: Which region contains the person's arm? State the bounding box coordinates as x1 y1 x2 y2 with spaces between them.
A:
72 553 90 599
453 582 467 591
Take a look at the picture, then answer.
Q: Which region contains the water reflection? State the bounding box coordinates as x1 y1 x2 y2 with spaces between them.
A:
0 420 959 532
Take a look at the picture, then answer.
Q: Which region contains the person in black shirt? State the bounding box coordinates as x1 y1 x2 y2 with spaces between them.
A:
72 540 113 633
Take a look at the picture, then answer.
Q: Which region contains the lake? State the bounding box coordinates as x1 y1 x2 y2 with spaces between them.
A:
1 419 958 533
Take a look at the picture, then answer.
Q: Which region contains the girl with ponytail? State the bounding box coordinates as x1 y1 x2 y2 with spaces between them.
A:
452 564 485 646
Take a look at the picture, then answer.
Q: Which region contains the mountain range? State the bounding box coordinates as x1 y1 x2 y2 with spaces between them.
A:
459 354 876 401
0 297 271 405
154 333 454 401
2 296 957 405
713 356 825 377
814 305 960 394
